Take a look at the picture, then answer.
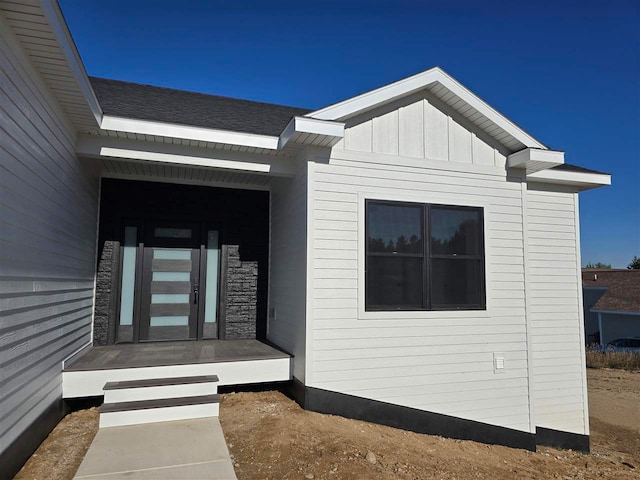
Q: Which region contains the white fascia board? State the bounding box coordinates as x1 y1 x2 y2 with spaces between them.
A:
507 148 565 173
279 116 345 148
307 66 546 149
100 115 280 150
40 0 102 126
527 169 611 190
77 135 296 176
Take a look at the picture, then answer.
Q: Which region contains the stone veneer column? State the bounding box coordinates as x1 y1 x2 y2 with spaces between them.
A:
93 240 117 345
223 245 258 339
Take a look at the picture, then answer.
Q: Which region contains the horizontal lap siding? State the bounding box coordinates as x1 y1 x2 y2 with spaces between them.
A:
0 17 98 456
527 186 587 435
309 150 532 432
268 161 307 381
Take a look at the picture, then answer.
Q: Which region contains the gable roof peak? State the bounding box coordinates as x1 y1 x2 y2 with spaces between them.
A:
307 66 546 153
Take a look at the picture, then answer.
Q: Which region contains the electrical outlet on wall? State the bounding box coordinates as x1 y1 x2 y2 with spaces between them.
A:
493 353 505 374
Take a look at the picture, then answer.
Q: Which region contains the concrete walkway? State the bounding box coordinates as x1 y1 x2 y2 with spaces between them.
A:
74 418 237 479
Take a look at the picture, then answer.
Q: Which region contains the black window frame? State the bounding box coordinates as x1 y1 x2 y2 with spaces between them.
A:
365 199 486 312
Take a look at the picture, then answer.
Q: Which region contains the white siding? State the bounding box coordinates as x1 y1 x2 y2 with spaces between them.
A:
0 12 99 456
527 185 588 435
268 160 307 381
335 94 508 169
308 142 533 432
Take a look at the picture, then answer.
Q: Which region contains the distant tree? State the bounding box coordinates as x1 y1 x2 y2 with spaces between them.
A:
628 256 640 270
585 262 611 269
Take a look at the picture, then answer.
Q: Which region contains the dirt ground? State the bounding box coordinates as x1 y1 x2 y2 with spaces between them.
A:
14 407 99 480
14 368 640 480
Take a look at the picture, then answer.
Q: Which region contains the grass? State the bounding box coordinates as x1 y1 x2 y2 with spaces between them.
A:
585 347 640 371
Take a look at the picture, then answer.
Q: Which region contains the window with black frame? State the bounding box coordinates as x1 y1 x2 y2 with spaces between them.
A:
365 200 485 311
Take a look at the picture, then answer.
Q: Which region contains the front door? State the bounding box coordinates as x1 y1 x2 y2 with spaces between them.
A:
139 222 201 342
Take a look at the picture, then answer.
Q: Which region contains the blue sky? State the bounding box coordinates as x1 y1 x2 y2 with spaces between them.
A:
60 0 640 267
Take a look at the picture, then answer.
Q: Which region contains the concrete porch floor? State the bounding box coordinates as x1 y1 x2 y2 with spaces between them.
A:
62 339 292 399
65 339 290 371
74 418 236 479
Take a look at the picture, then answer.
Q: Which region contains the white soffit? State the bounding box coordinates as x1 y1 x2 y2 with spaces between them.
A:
527 169 611 191
98 115 345 152
0 0 102 128
279 116 345 149
307 67 547 153
507 148 565 174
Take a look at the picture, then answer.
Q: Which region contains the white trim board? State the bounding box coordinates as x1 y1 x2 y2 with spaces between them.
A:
78 135 297 176
527 169 611 190
508 148 564 174
62 357 291 398
101 115 280 150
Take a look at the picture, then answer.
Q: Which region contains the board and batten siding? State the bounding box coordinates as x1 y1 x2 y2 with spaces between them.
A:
307 99 534 433
526 184 589 435
0 11 99 461
333 91 509 168
268 160 308 381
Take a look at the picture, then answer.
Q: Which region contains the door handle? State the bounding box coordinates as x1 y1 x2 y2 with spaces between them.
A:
193 286 199 304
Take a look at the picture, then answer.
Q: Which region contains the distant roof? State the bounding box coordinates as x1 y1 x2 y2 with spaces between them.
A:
582 269 640 313
553 163 609 175
90 77 311 137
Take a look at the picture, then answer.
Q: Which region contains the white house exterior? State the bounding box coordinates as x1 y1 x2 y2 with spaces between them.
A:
0 1 611 477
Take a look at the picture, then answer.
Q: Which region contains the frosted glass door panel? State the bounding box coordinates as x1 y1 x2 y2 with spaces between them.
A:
153 249 191 260
152 272 190 282
118 226 137 342
144 246 198 341
203 230 219 339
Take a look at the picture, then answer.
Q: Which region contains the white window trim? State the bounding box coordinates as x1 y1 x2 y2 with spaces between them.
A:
357 191 492 320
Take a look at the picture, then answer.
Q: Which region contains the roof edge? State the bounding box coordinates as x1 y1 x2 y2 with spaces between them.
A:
591 309 640 316
41 0 102 126
306 66 547 151
527 167 611 191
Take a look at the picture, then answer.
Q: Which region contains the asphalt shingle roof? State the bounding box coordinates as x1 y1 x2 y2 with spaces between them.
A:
582 269 640 313
88 78 609 180
90 77 311 137
552 163 609 175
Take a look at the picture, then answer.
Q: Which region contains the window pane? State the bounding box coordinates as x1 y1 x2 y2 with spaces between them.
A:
149 316 189 326
151 294 190 304
367 203 423 254
119 226 137 327
367 256 423 308
153 249 191 260
431 207 481 255
431 258 483 307
152 271 191 282
204 230 219 325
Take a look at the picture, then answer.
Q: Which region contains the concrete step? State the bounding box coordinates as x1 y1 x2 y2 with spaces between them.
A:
99 394 220 428
103 375 219 403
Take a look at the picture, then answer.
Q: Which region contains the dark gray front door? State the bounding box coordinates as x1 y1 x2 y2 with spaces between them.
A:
139 223 201 341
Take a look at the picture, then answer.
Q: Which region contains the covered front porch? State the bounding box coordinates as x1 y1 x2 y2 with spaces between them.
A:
63 339 292 398
93 176 271 345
